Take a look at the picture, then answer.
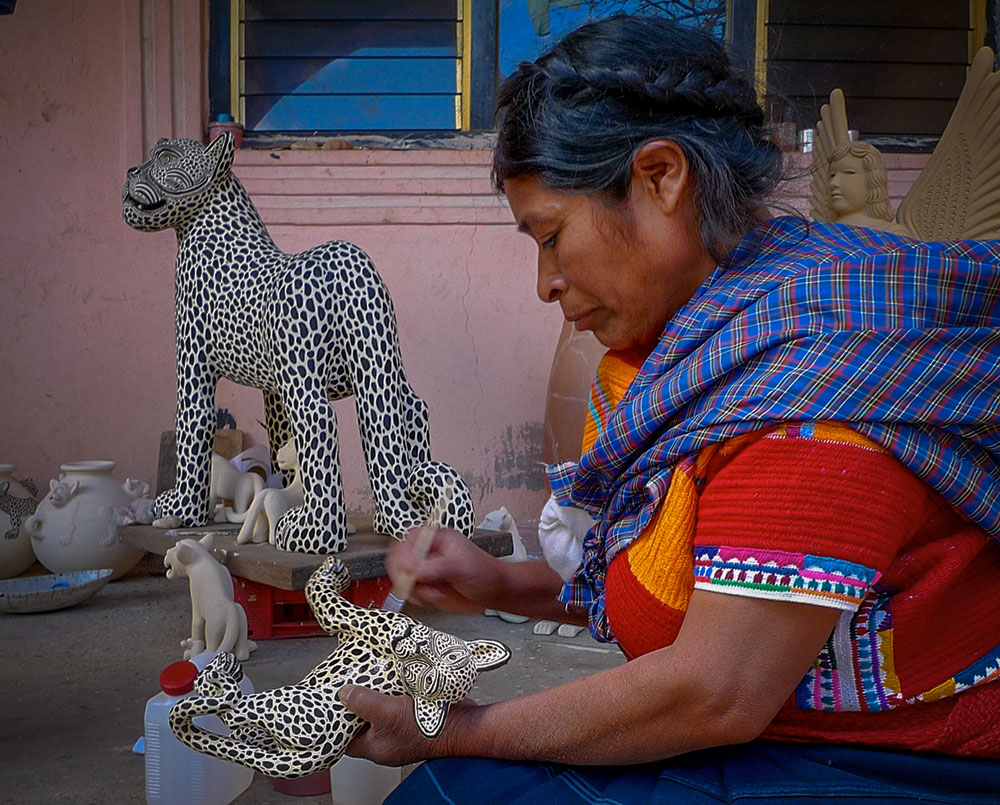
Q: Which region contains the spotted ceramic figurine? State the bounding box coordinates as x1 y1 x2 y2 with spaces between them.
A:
167 557 511 778
121 134 475 552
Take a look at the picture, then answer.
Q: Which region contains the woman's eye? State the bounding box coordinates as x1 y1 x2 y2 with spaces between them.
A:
542 234 558 249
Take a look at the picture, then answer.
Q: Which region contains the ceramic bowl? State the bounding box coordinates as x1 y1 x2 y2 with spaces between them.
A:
0 568 114 614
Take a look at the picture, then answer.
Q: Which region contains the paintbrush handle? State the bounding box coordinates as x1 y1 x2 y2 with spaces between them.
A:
382 520 437 611
380 480 454 612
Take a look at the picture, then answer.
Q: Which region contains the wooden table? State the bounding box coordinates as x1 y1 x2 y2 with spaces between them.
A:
119 522 513 590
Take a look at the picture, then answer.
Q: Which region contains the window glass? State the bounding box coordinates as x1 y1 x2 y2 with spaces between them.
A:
499 1 726 78
243 0 462 132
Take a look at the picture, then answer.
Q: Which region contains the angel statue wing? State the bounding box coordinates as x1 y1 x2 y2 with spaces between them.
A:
896 47 1000 241
808 88 849 223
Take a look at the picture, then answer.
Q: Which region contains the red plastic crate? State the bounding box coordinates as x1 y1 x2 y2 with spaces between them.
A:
232 575 393 640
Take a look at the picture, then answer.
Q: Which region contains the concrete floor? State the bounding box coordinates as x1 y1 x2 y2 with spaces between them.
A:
1 558 624 804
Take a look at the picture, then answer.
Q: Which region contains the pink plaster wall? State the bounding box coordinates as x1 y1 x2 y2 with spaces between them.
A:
0 0 562 529
0 1 932 532
0 0 193 490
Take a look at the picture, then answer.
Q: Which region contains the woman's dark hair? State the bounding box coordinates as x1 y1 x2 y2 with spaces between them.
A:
492 15 783 259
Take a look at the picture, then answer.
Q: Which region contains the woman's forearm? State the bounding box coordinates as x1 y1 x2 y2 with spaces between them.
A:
491 559 587 625
442 646 736 765
438 591 840 765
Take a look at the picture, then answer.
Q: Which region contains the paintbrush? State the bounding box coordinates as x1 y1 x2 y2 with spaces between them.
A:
381 481 454 612
381 519 437 612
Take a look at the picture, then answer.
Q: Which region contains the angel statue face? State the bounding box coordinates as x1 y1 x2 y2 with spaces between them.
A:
828 154 868 216
826 141 894 225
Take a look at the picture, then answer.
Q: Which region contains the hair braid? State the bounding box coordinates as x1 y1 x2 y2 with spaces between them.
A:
493 16 783 259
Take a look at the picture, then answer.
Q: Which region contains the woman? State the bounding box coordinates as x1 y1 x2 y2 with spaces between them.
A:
338 17 1000 803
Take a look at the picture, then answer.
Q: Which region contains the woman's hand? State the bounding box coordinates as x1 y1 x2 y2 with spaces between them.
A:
386 528 581 622
338 684 479 767
386 527 507 614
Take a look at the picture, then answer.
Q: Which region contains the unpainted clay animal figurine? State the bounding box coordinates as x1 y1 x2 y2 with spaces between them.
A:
231 439 303 545
210 453 264 522
163 532 256 661
167 557 510 778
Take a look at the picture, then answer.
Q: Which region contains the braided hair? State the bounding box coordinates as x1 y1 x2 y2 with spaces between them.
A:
492 16 782 259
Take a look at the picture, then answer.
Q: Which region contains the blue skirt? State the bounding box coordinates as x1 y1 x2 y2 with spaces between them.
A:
386 741 1000 804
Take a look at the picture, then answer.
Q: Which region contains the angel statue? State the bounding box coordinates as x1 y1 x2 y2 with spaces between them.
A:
810 47 1000 240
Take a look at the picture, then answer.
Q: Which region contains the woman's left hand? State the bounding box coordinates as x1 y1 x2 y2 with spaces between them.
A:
338 684 476 767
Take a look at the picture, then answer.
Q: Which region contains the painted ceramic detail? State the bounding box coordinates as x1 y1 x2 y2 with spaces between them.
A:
24 461 147 579
810 47 1000 240
122 134 475 554
0 464 38 579
167 557 511 779
163 532 257 661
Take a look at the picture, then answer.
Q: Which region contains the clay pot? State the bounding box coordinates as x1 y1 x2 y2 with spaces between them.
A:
0 464 38 579
542 321 606 465
25 461 148 580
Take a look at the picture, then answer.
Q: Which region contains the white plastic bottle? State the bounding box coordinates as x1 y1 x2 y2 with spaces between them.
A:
144 659 254 804
330 755 406 805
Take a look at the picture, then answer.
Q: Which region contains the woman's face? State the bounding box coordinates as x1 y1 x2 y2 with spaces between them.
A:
505 173 714 351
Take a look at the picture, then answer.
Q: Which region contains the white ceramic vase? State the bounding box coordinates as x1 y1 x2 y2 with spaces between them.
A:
25 461 148 580
0 464 38 579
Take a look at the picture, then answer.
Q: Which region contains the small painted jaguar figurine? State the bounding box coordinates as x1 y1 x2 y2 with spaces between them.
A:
168 557 510 778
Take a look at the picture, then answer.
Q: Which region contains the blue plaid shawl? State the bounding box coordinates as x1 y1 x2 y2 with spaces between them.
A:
549 217 1000 641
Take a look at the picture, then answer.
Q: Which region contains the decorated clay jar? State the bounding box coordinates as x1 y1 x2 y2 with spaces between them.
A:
0 464 39 579
24 461 148 580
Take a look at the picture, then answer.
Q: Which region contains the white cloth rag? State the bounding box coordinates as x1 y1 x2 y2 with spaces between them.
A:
538 493 595 582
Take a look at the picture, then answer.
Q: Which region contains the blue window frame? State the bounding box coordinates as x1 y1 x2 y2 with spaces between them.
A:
208 1 732 138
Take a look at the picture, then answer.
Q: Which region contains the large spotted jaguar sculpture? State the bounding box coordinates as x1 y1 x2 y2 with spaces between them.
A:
168 557 511 778
122 134 475 552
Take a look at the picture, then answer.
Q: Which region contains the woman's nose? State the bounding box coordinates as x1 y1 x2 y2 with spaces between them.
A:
536 257 566 303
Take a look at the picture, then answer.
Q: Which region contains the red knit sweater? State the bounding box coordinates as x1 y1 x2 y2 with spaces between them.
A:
590 350 1000 757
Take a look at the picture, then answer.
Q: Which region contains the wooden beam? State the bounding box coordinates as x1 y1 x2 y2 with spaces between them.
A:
120 521 513 590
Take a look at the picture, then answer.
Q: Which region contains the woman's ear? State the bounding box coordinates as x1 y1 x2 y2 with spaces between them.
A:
631 140 690 216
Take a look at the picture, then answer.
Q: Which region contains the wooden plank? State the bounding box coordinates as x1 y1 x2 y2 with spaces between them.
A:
786 96 957 136
120 522 513 590
767 25 968 63
768 61 967 100
245 0 457 22
768 0 969 28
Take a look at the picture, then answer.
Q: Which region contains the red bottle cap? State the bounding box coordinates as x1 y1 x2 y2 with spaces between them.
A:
159 661 198 696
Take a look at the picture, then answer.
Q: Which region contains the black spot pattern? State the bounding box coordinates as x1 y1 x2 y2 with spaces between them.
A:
167 558 511 778
122 135 477 553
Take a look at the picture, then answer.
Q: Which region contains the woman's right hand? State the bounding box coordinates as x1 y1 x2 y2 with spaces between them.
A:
385 527 508 614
